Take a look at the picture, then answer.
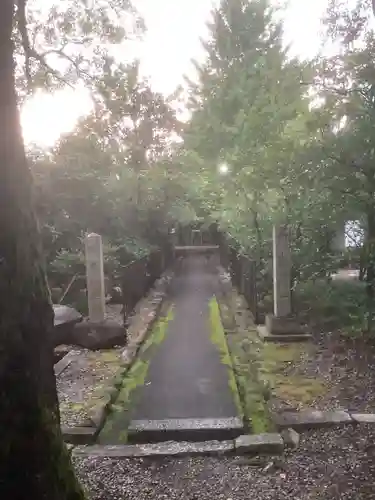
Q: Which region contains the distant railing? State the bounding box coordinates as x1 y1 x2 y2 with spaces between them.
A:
219 236 259 323
121 245 173 322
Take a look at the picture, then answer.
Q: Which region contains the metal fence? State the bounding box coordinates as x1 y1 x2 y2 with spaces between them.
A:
121 245 173 321
219 236 259 323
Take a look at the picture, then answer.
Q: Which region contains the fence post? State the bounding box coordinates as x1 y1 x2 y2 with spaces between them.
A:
239 255 246 294
247 259 258 323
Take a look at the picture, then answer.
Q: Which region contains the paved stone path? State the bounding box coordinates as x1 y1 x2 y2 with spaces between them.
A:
128 255 241 439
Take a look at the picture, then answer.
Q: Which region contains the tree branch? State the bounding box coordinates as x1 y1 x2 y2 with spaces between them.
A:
16 0 73 89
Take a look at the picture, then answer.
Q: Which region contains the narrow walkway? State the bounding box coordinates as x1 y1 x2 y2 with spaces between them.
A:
128 255 242 440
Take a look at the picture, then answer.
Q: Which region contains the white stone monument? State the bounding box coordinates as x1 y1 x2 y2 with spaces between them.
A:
258 224 311 342
272 224 292 318
85 232 106 323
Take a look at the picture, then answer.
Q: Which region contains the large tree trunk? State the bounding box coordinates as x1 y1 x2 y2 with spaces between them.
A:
365 207 375 332
0 2 85 499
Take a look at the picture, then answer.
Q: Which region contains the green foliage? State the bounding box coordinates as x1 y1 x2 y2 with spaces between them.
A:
29 58 184 282
177 0 375 331
17 0 144 96
296 279 368 336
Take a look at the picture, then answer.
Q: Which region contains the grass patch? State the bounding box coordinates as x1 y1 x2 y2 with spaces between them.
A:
209 297 243 418
258 341 326 408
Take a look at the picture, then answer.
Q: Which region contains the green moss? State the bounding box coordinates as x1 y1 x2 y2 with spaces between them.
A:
216 295 274 433
99 309 174 444
142 307 174 352
209 297 243 418
232 350 274 433
260 342 326 408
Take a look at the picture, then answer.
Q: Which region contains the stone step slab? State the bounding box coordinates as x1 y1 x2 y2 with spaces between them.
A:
275 410 352 430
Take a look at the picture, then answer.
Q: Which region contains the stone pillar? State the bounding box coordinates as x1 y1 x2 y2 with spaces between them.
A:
273 224 291 318
258 224 311 342
85 232 106 323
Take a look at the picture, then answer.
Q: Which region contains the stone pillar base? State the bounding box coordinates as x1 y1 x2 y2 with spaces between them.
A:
71 318 126 350
257 314 312 343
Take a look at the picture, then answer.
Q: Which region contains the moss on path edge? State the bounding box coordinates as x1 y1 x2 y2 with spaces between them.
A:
98 308 174 444
209 297 243 419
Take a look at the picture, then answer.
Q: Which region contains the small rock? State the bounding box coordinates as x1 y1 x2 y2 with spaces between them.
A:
281 428 300 449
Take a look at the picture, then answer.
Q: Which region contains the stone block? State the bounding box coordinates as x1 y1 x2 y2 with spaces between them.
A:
62 426 96 445
71 319 126 350
275 410 352 430
257 325 312 343
281 428 300 449
53 305 83 346
265 314 309 335
235 433 284 455
351 413 375 424
73 440 234 459
89 402 109 429
121 346 138 367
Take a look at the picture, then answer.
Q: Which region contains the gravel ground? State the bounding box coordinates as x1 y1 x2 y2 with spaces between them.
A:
279 328 375 413
57 287 168 427
313 332 375 413
57 348 122 426
74 425 375 500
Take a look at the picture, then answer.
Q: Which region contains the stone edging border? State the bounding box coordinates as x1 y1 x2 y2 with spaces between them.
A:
54 350 81 377
72 432 285 459
274 409 375 430
62 270 174 445
70 409 375 457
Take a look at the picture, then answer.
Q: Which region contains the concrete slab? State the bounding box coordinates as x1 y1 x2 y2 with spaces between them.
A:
73 439 234 458
128 417 244 443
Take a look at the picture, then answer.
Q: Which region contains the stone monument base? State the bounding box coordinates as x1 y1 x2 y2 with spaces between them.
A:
71 318 126 350
257 314 312 343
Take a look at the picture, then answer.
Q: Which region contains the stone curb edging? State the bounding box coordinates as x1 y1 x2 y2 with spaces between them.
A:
54 350 81 377
274 409 375 431
62 270 174 445
72 432 287 459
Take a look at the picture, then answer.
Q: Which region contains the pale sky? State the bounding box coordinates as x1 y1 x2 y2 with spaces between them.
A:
22 0 329 147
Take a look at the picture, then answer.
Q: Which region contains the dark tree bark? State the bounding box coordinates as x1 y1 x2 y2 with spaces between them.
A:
0 2 85 499
365 207 375 332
